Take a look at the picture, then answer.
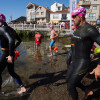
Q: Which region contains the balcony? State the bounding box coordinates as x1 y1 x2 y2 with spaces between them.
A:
79 1 91 6
86 9 91 13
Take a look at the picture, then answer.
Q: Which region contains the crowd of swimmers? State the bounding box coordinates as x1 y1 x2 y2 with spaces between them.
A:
0 6 100 100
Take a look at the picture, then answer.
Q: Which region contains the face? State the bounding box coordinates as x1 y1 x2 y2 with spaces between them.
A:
50 27 53 30
72 15 81 26
71 25 76 31
0 22 2 26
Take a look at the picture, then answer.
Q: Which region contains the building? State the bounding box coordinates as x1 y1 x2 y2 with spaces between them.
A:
79 0 100 24
51 2 66 12
26 2 70 24
26 2 39 23
50 9 70 23
35 6 53 24
50 2 70 23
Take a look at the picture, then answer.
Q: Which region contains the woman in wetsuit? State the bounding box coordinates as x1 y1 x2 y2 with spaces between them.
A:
0 13 26 94
66 7 100 100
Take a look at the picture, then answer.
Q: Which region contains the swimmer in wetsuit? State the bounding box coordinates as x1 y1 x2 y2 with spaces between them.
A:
0 13 26 94
66 7 100 100
67 22 77 67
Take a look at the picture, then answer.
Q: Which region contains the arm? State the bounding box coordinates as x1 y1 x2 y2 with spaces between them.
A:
15 31 22 49
54 30 58 38
89 27 100 80
2 28 14 63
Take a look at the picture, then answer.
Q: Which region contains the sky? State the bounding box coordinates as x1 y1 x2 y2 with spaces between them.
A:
0 0 78 22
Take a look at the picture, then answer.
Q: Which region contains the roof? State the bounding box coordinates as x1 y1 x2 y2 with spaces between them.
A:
51 2 64 6
35 6 53 12
26 2 39 9
11 16 26 22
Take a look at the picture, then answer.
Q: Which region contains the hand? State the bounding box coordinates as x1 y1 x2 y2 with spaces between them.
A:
6 56 13 63
90 65 100 81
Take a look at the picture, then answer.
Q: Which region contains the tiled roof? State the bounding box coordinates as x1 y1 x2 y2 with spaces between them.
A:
36 6 53 12
26 2 39 9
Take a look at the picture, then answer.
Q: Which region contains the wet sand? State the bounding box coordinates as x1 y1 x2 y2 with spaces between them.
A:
0 37 100 100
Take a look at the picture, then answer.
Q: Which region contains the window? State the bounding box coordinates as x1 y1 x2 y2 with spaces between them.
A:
58 7 61 11
89 13 96 19
94 0 97 1
41 12 44 15
40 7 42 10
36 12 39 15
62 14 67 19
56 3 58 6
30 10 35 15
53 14 59 19
31 16 34 20
28 5 33 9
93 6 97 9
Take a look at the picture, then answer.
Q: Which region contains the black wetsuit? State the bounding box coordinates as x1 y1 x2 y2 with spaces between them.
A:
66 37 75 67
0 23 23 89
66 23 100 100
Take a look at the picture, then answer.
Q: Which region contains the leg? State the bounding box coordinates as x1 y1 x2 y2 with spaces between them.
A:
67 60 91 100
67 73 86 100
49 41 55 56
0 54 7 90
7 62 26 94
66 63 74 83
49 46 53 56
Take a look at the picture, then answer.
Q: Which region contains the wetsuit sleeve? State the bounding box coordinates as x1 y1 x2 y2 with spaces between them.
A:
15 31 22 49
88 27 100 64
2 28 14 56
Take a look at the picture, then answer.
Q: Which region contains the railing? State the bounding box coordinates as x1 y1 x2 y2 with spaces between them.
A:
8 24 63 31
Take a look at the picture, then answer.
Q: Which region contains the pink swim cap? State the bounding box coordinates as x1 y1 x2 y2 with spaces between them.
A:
0 13 6 22
71 7 86 18
71 21 78 28
50 24 54 29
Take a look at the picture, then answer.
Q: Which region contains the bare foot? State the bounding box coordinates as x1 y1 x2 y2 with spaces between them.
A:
83 89 93 100
17 87 26 94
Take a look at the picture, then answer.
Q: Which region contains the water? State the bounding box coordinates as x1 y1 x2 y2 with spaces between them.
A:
0 36 71 100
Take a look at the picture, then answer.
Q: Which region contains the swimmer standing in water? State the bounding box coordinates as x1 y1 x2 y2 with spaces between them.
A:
49 24 58 57
35 32 42 50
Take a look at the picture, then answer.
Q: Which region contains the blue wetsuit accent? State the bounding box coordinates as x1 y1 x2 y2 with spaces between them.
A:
49 40 55 47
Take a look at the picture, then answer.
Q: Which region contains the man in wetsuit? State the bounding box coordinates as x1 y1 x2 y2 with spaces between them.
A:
0 13 26 94
66 7 100 100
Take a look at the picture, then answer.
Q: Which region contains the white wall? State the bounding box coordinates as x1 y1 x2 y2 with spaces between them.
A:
51 2 63 12
50 13 70 21
50 13 62 20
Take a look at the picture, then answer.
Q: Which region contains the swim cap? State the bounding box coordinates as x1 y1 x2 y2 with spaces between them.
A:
50 24 54 29
0 13 6 22
71 7 86 18
71 21 78 28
